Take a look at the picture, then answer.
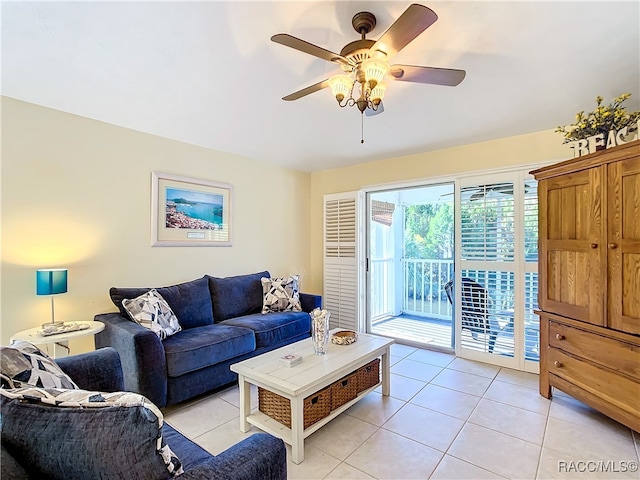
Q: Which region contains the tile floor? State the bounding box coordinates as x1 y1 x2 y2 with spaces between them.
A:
163 343 640 479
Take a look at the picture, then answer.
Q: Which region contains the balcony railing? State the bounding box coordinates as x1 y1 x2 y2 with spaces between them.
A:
370 257 393 320
370 258 454 320
403 259 453 319
370 258 539 361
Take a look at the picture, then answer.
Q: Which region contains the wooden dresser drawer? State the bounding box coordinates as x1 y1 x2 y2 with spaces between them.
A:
549 321 640 379
548 347 640 419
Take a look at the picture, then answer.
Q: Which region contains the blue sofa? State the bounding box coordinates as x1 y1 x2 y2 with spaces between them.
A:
95 271 321 407
0 347 287 480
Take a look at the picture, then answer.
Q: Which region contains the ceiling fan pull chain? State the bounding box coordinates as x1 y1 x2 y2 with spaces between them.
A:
361 113 365 144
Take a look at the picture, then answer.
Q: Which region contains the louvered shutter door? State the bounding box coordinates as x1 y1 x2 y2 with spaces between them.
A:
460 182 516 263
458 180 517 355
456 174 540 368
523 179 540 361
324 192 362 331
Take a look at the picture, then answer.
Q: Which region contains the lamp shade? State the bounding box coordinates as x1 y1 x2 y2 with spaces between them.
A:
362 58 389 89
36 269 68 295
328 74 353 102
370 82 388 105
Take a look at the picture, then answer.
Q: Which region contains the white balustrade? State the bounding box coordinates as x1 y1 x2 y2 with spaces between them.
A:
370 258 454 320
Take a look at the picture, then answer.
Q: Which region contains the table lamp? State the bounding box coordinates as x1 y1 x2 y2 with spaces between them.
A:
36 268 68 329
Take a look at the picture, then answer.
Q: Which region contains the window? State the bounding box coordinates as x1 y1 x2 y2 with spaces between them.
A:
456 172 539 370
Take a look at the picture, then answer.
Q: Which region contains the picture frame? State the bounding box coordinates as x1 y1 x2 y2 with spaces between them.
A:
151 172 232 247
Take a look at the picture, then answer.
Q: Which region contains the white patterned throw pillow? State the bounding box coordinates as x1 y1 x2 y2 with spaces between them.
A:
122 289 182 339
0 340 78 389
261 275 302 313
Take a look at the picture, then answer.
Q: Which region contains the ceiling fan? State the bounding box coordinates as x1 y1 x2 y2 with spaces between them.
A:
271 3 466 117
440 183 533 202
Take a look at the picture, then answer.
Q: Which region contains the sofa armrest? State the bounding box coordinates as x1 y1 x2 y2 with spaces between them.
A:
1 444 30 480
179 433 287 480
55 347 124 392
300 292 322 313
94 313 168 407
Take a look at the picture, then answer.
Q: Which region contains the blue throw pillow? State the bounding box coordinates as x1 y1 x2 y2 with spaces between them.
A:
208 271 269 322
111 276 214 329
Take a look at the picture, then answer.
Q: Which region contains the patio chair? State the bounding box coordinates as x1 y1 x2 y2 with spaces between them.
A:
444 277 509 353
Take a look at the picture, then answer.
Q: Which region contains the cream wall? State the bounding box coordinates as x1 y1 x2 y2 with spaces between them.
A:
307 131 574 294
1 95 576 353
1 97 312 351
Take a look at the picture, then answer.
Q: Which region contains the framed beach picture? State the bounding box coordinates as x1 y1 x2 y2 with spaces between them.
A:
151 172 232 246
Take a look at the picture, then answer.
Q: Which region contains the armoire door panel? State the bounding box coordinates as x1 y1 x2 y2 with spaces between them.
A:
608 157 640 334
538 167 604 324
560 187 577 238
548 250 589 305
621 253 640 318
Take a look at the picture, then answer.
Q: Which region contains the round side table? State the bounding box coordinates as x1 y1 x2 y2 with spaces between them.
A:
10 320 105 358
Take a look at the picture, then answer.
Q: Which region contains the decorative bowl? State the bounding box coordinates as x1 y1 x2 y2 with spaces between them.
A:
331 330 358 345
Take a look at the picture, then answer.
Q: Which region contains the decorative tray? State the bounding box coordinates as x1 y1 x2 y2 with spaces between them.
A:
331 330 358 345
38 322 90 337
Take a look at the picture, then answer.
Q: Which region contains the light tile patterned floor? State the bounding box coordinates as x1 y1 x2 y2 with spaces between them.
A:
163 344 640 480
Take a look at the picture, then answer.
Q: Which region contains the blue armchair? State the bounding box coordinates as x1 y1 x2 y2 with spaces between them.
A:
0 347 287 480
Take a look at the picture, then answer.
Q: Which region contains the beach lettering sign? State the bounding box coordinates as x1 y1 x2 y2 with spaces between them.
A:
568 120 639 158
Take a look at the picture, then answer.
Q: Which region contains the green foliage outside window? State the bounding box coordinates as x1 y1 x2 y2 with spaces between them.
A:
404 203 454 299
404 203 453 260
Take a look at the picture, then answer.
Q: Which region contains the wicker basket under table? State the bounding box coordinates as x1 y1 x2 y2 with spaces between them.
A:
330 371 359 410
258 385 332 429
356 358 381 393
258 357 382 430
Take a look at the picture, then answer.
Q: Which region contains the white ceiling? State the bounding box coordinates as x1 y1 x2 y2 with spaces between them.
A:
2 1 639 173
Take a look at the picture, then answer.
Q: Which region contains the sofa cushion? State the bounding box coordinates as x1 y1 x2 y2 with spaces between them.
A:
208 271 269 322
0 387 182 479
261 276 302 313
0 341 78 390
122 289 182 339
110 276 214 329
110 286 149 314
163 423 212 471
220 311 311 349
162 324 256 377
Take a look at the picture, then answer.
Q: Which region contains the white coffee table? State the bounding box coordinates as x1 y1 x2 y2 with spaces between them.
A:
230 330 393 464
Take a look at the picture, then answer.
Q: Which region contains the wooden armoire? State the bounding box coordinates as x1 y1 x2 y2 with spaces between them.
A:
531 140 640 433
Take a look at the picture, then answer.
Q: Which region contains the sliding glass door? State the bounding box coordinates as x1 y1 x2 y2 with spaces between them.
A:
455 172 539 372
367 184 455 350
364 169 540 372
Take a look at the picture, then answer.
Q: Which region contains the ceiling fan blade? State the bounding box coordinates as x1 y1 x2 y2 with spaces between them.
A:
370 4 438 58
390 64 466 86
282 79 330 101
365 102 384 116
271 34 353 67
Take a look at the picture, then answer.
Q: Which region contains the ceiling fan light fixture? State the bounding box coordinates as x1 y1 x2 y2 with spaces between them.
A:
370 82 387 105
271 5 465 142
328 74 354 104
361 57 389 89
